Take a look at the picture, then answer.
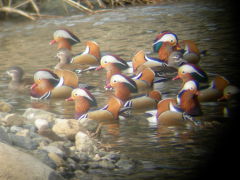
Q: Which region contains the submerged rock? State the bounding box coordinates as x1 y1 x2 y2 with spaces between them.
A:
0 142 64 180
23 108 57 123
0 101 13 112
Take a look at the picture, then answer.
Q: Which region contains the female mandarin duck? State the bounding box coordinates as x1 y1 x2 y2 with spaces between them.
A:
65 88 97 119
55 48 97 73
153 30 204 64
30 69 79 99
95 54 130 87
49 29 80 50
106 74 138 103
6 66 34 92
70 41 101 66
124 90 162 110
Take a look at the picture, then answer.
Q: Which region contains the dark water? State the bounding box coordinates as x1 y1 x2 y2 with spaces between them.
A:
0 1 239 179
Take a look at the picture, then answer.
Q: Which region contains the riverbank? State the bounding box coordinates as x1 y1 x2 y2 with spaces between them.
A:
0 102 141 179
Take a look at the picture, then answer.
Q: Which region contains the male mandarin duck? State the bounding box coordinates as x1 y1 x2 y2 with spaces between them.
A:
30 69 79 99
54 48 97 73
124 90 162 110
6 66 33 92
147 88 202 127
153 30 205 64
96 54 130 87
65 88 97 119
177 75 231 103
106 74 138 102
49 29 80 50
70 41 101 66
78 95 125 122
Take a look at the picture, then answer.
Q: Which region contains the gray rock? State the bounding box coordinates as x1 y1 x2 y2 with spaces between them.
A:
33 149 57 169
2 113 26 126
41 145 66 158
75 131 98 155
8 133 38 150
115 159 135 170
98 159 115 169
23 108 57 123
0 142 64 180
78 118 99 132
0 126 11 144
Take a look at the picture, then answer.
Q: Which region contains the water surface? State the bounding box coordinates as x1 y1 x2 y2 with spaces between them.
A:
0 1 238 179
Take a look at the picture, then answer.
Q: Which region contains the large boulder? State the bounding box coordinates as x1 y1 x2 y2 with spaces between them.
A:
0 142 64 180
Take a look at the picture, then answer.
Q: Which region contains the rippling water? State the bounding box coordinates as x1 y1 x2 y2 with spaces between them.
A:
0 1 239 179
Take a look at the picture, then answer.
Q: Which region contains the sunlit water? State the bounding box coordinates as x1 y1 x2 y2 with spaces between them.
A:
0 1 239 179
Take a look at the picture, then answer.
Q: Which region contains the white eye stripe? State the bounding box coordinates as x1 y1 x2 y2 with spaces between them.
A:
153 34 177 46
54 30 79 42
34 71 58 81
110 74 136 89
181 80 198 91
100 55 126 65
179 64 205 77
72 89 94 101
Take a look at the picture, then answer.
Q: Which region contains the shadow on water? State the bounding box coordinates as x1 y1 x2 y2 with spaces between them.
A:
0 0 239 179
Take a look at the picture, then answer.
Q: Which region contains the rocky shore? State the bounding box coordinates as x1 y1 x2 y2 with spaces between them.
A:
0 101 139 180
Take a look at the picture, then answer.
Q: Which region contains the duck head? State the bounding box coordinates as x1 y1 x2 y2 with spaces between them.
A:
49 29 80 50
66 88 97 118
30 69 62 98
218 85 240 101
107 74 138 102
153 31 179 53
6 66 24 82
97 55 129 85
173 63 208 83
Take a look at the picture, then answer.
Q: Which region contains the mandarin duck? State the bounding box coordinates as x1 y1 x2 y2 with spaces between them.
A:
49 29 80 50
30 69 79 99
78 95 125 122
96 54 130 87
147 88 202 127
106 74 138 103
177 75 231 103
124 90 162 110
6 66 34 92
172 63 209 87
55 48 97 73
65 88 97 119
153 30 206 64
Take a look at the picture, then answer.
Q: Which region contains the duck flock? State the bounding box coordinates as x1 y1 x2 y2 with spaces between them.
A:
6 29 239 129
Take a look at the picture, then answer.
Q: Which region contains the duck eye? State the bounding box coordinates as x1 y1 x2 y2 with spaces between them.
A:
182 71 185 74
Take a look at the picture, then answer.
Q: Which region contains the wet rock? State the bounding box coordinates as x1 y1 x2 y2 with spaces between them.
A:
0 126 11 144
8 133 38 150
102 152 121 163
35 118 49 130
52 119 81 140
1 113 26 126
48 152 65 167
0 101 13 112
33 149 57 169
23 108 57 123
41 145 66 158
78 118 99 132
75 131 98 155
38 127 64 141
115 158 136 170
98 159 115 169
0 142 64 180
